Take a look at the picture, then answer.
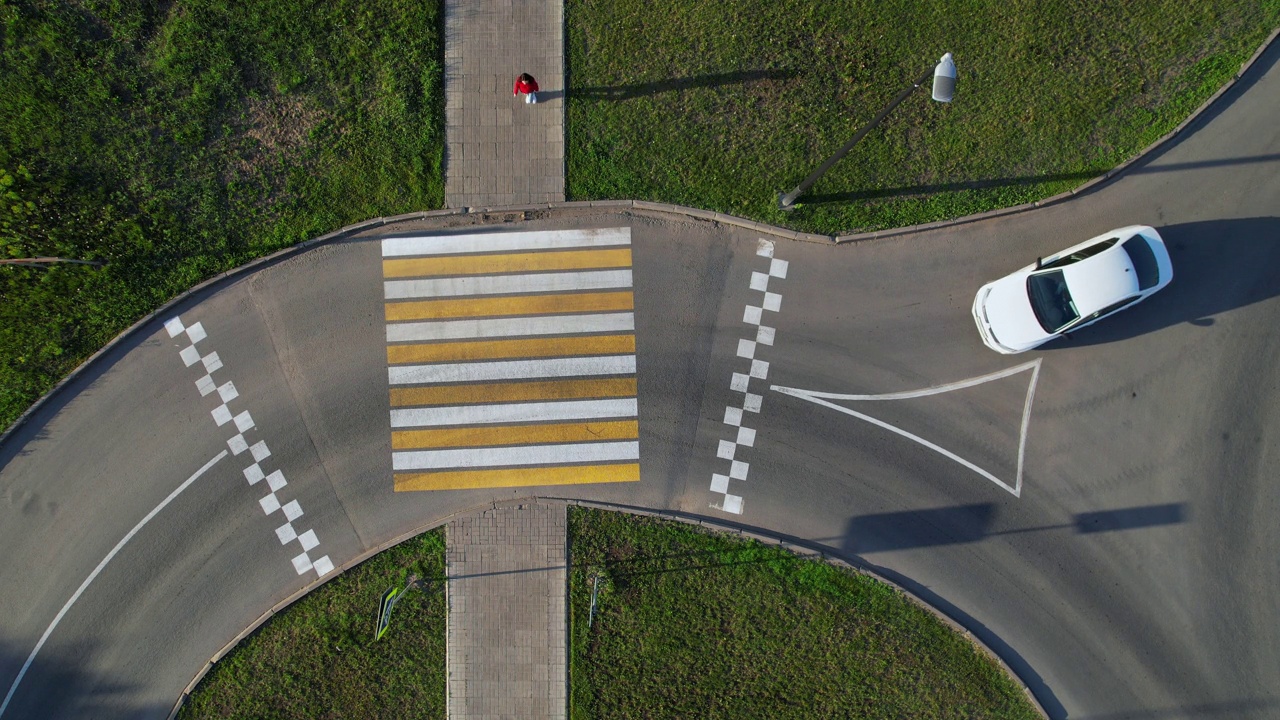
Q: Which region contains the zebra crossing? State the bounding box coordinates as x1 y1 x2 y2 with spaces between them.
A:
382 228 641 491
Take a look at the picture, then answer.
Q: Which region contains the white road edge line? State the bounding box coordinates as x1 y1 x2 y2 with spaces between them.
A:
770 359 1042 497
0 450 228 718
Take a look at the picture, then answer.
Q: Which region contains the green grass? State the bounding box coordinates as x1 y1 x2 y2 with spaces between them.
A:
178 510 1039 718
566 0 1279 235
0 0 444 430
177 530 447 719
569 508 1039 719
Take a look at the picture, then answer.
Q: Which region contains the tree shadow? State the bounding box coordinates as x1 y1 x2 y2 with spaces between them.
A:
834 501 1198 719
0 638 169 719
0 324 152 472
1074 698 1280 720
571 69 799 101
1087 35 1280 192
1045 217 1280 349
850 557 1071 718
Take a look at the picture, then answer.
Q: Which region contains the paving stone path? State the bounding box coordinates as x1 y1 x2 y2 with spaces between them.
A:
446 503 567 719
443 0 565 208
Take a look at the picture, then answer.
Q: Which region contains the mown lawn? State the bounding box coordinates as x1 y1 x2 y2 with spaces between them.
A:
0 0 444 430
179 510 1039 718
566 0 1279 235
177 530 447 719
569 508 1040 719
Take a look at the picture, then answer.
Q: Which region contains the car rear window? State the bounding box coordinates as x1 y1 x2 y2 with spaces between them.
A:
1122 236 1160 290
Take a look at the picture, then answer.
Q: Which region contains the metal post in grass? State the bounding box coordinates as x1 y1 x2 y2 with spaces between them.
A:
587 572 601 630
0 257 104 268
777 52 957 211
375 574 435 641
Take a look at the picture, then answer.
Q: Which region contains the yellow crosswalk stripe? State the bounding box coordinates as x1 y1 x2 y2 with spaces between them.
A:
394 463 641 491
385 291 634 321
392 420 639 449
382 229 642 493
387 334 635 364
390 378 637 407
383 248 633 278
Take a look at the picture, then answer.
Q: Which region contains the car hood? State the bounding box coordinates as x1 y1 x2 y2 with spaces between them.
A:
981 272 1051 351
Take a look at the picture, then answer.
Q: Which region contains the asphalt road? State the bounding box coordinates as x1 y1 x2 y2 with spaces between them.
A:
1 38 1278 720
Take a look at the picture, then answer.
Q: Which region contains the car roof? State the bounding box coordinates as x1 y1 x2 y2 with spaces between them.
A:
1058 243 1141 314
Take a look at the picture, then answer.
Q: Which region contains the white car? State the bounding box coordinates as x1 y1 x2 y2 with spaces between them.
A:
972 225 1173 354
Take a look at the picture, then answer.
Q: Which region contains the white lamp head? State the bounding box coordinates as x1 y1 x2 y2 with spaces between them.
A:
932 52 957 102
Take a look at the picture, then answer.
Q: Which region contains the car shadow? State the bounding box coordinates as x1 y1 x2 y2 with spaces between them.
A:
1045 217 1280 348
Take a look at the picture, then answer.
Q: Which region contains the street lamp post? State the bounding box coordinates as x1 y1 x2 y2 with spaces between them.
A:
778 52 957 211
0 257 103 268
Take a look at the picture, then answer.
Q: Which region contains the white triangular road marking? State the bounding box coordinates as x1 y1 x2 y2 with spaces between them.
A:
771 359 1042 497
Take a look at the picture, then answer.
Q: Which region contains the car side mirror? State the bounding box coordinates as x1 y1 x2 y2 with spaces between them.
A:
1035 257 1042 269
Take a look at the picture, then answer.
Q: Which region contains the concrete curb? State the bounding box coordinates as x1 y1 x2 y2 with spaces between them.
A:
0 223 359 449
557 499 1052 720
0 202 813 448
6 29 1277 450
169 497 1050 719
167 496 535 719
15 28 1279 719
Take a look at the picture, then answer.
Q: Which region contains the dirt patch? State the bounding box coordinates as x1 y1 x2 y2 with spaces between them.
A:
224 94 328 179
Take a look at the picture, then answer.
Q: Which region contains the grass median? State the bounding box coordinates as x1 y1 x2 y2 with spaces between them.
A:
569 508 1040 718
182 510 1038 718
177 530 447 719
566 0 1279 235
0 0 445 430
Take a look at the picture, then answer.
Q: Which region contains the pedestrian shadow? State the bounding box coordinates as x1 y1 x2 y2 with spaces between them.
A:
531 89 565 102
571 69 798 101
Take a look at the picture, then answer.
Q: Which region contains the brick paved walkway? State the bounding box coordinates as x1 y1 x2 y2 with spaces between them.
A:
443 0 565 208
446 503 567 719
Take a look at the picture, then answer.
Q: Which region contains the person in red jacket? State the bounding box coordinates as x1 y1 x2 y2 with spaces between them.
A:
513 73 539 104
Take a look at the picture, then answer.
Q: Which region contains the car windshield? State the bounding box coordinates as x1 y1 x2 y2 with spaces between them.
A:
1026 270 1080 333
1121 236 1160 290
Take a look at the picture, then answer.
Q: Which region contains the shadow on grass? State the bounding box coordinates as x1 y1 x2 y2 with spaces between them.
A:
799 37 1280 209
572 69 799 101
581 502 1184 581
0 323 155 472
804 154 1280 204
853 558 1070 718
805 170 1104 203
